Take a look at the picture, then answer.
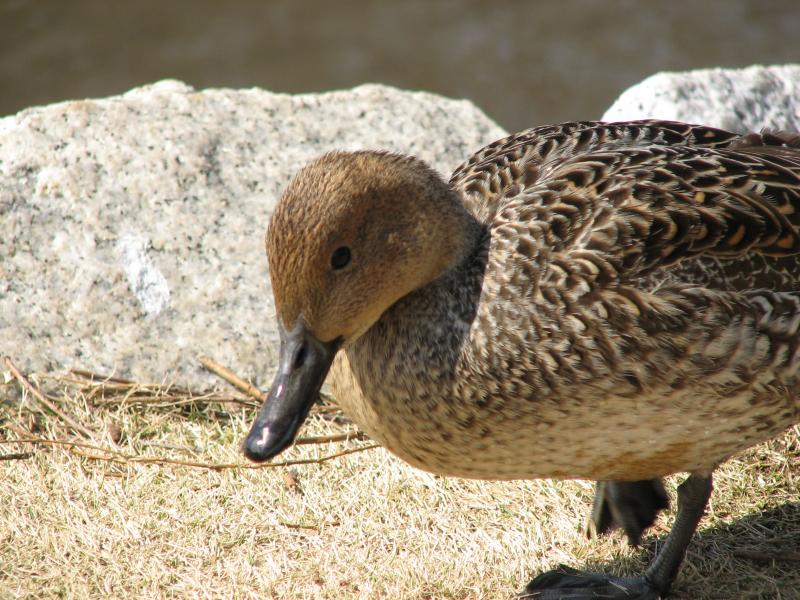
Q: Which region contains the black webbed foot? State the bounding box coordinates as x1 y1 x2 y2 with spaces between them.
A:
521 565 661 599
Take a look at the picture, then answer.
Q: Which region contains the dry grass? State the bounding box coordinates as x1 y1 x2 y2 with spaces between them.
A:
1 362 798 600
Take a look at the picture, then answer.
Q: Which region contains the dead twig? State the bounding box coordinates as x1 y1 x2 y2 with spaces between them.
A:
138 442 200 455
4 357 96 438
199 356 265 402
72 442 380 471
1 436 379 471
69 369 190 396
66 370 258 410
312 404 344 414
91 392 256 409
279 521 321 531
199 357 344 416
0 451 34 461
69 368 135 385
278 520 341 531
1 437 127 456
295 432 366 445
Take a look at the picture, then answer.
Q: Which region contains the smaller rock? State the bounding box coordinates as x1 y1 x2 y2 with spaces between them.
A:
603 64 800 133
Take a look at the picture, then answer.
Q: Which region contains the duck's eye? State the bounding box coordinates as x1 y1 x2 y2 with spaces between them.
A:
331 246 351 270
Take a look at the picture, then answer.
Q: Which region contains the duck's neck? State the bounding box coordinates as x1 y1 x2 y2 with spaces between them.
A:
356 199 486 371
408 183 485 295
328 219 489 442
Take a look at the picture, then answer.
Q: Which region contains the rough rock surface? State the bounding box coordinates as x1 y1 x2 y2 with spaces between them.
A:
0 81 506 386
603 64 800 133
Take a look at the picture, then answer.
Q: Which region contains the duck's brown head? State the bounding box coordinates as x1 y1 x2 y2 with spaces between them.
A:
243 151 475 462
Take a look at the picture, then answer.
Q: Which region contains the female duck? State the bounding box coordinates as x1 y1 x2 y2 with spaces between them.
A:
245 120 800 598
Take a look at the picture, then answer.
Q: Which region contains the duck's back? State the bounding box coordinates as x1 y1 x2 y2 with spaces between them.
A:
452 120 800 293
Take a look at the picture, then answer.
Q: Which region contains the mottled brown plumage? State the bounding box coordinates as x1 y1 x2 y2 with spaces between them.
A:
250 120 800 598
267 120 800 481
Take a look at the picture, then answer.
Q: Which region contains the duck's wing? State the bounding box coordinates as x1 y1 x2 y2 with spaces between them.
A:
651 132 800 292
518 132 800 423
534 130 800 295
451 120 738 224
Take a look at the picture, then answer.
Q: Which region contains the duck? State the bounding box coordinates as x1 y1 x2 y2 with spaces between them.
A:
243 120 800 599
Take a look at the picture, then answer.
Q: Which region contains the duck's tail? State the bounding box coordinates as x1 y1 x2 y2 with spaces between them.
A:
587 479 669 547
727 129 800 159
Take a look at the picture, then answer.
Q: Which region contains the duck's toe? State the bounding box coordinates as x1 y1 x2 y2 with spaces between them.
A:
588 479 669 546
521 565 662 599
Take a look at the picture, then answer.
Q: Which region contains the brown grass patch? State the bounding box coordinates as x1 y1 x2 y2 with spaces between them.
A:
1 360 798 599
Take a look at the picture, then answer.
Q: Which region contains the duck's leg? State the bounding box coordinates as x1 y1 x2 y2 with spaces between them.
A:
522 473 712 600
588 479 669 546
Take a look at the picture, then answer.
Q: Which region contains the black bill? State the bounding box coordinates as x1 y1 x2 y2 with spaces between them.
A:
243 320 340 462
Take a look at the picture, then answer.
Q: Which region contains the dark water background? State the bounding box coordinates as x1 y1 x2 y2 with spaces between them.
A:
2 0 799 131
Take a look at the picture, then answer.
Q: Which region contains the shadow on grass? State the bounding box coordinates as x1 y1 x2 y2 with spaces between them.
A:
557 502 800 599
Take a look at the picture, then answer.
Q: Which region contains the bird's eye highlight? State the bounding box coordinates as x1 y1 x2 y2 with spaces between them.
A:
331 246 351 270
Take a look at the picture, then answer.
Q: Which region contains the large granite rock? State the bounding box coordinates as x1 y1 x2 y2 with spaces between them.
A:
603 64 800 133
0 81 506 386
4 66 799 387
